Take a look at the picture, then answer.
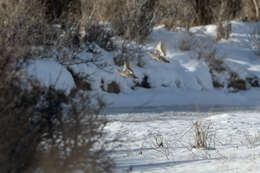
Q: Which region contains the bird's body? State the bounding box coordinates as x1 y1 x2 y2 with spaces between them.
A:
147 40 169 63
123 62 134 74
155 40 167 57
147 51 170 63
115 62 137 78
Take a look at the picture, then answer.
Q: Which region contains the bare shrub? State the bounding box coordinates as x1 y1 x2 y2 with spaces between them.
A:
248 24 260 56
113 40 144 67
242 132 260 149
194 43 250 91
216 22 232 41
83 24 115 51
157 0 201 31
152 133 170 160
241 0 259 21
0 0 49 47
0 1 114 173
179 39 192 51
0 80 42 173
35 91 114 173
193 39 218 62
157 0 184 30
0 0 72 61
193 121 215 149
157 0 241 29
0 78 114 173
178 33 197 51
42 0 81 22
191 0 241 26
213 1 233 41
103 0 158 42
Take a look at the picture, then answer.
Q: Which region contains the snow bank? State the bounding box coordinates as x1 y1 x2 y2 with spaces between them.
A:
26 21 260 108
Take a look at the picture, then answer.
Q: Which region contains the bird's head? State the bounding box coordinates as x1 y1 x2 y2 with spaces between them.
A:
147 51 153 55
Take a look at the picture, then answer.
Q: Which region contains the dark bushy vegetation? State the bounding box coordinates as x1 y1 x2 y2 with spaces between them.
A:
41 0 81 22
0 80 113 173
0 1 114 173
102 0 158 42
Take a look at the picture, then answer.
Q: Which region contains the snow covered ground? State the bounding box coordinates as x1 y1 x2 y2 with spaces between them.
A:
26 21 260 172
104 108 260 173
27 21 260 108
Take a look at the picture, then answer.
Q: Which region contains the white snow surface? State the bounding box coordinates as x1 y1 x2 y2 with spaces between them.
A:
104 108 260 173
27 21 260 107
27 59 75 93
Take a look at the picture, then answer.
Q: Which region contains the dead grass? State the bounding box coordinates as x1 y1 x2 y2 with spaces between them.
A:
193 121 215 149
152 133 170 160
242 133 260 149
0 1 115 173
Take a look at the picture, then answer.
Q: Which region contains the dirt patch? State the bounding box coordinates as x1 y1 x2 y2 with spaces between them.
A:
66 67 91 91
132 75 151 89
107 81 120 94
246 76 260 87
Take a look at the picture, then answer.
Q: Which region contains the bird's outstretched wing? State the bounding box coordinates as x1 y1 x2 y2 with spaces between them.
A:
155 40 167 56
123 62 134 74
123 62 127 72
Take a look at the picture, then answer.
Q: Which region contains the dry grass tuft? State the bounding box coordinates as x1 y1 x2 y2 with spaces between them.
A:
193 121 215 149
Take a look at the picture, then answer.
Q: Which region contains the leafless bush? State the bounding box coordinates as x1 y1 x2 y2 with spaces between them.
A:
152 133 170 160
157 0 241 29
83 24 115 51
248 24 260 56
0 78 114 173
157 0 184 30
178 33 197 51
242 132 260 149
193 121 215 149
0 79 42 173
113 40 145 67
193 43 228 88
213 1 233 41
0 1 115 173
0 0 72 61
0 42 114 173
193 39 224 68
34 91 114 173
103 0 158 43
241 0 259 21
0 0 45 46
179 39 192 51
192 0 241 26
42 0 81 22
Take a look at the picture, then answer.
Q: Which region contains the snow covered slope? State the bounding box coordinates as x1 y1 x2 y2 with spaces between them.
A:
27 21 260 108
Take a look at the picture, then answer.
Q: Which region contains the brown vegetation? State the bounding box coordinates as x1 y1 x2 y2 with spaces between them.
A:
0 1 114 173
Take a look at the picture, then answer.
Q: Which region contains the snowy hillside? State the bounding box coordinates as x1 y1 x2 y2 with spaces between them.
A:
27 21 260 108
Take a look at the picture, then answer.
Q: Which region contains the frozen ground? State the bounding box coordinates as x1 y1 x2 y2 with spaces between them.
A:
104 107 260 173
26 22 260 172
27 21 260 108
